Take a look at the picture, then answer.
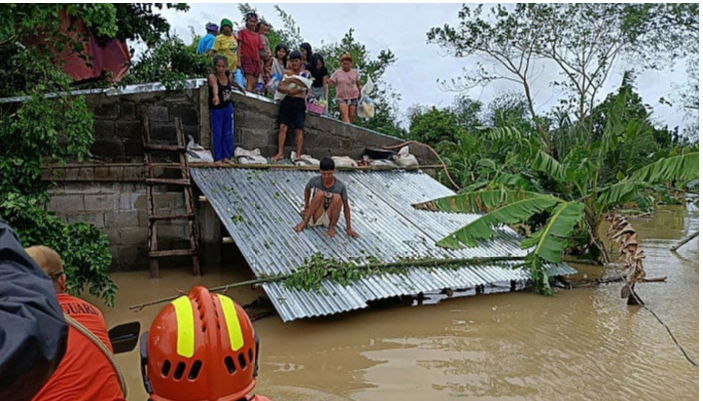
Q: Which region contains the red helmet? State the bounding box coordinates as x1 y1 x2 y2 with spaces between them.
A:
140 286 259 401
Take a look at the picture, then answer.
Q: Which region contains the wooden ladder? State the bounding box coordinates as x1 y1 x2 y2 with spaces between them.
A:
142 115 200 278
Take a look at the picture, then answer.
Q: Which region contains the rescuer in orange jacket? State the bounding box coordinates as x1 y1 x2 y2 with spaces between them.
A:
140 286 272 401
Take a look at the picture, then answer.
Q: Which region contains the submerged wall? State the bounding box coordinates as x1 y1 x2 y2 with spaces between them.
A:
43 83 434 271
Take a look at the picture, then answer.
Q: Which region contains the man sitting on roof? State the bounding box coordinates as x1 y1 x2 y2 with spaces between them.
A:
294 157 360 238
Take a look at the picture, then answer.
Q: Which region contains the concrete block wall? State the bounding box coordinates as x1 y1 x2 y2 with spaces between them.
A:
86 88 201 162
46 182 192 271
230 92 433 161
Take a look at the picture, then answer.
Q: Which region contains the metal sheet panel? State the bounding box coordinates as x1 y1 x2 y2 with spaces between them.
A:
191 168 577 322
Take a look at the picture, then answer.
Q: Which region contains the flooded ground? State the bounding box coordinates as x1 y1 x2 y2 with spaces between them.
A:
102 205 698 401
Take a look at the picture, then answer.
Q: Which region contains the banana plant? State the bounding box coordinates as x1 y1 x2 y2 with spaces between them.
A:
414 121 698 295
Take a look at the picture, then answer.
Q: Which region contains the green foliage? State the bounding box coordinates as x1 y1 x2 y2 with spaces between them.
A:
122 34 211 90
284 252 387 291
428 3 698 142
1 194 117 306
627 150 699 184
416 91 698 294
408 106 466 146
521 202 585 263
415 191 561 249
0 4 187 306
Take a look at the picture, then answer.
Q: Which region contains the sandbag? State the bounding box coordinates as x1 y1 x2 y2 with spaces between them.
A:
186 135 214 163
332 156 358 168
291 151 320 166
393 146 419 169
235 147 267 164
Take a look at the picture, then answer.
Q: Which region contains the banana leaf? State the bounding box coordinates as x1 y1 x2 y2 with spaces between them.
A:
628 151 699 183
432 194 562 249
521 202 585 263
412 189 545 214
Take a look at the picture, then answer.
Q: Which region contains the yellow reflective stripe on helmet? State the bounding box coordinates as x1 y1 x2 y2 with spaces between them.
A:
216 294 244 352
171 296 195 358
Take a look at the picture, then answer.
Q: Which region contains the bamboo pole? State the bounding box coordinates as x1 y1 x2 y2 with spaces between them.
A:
670 231 699 252
129 255 526 311
129 276 286 311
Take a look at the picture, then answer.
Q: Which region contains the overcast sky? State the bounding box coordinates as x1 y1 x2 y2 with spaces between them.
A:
160 3 696 130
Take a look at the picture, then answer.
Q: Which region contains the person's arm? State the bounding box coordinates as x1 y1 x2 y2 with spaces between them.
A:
208 74 220 106
277 69 292 92
236 34 242 69
210 35 221 58
342 199 359 238
205 36 215 54
0 221 68 401
277 73 306 96
323 75 329 100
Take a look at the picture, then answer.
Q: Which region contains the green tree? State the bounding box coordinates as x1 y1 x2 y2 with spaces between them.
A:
0 4 187 306
121 34 211 90
428 3 699 148
483 93 534 136
414 90 699 295
408 106 466 146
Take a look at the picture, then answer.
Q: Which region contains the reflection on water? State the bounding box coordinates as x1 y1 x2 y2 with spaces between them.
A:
102 206 698 401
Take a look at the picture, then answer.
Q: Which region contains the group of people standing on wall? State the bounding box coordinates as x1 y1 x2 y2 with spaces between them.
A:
196 12 364 165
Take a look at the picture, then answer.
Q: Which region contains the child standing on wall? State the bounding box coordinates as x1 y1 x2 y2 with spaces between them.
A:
256 21 272 91
208 55 245 166
237 12 263 93
268 44 288 101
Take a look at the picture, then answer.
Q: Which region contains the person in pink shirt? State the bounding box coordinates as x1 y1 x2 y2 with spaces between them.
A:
328 53 362 124
237 12 263 93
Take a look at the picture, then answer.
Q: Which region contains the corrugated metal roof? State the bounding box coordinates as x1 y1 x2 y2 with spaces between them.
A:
191 168 576 322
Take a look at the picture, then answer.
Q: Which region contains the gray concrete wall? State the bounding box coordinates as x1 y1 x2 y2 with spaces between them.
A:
86 88 202 162
230 91 433 161
46 84 433 271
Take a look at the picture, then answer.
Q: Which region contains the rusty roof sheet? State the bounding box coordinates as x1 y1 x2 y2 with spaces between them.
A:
191 168 576 322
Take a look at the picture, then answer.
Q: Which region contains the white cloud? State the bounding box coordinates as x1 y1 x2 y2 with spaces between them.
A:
159 3 695 130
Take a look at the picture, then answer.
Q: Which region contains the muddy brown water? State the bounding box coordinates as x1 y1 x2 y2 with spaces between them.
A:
100 206 699 401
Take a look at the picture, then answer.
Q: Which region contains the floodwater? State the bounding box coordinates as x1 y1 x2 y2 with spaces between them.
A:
101 205 699 401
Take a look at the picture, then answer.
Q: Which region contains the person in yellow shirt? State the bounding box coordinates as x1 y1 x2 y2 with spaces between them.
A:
211 18 238 72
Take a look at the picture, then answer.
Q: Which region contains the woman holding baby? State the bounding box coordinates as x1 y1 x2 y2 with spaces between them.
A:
272 50 311 162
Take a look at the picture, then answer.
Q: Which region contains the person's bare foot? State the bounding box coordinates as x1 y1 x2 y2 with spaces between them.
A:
326 226 337 238
223 158 236 165
271 153 284 162
214 160 223 167
294 222 307 232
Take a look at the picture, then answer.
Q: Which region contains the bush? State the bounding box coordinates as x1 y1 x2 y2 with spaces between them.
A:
1 194 117 306
0 87 117 306
122 35 212 90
